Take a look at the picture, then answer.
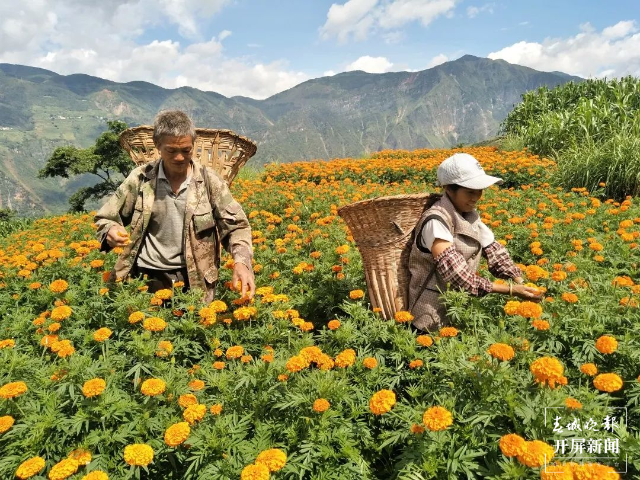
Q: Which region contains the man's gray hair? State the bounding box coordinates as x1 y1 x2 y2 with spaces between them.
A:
153 110 196 145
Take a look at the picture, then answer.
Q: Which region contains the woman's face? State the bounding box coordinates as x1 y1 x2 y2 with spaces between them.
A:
446 186 483 213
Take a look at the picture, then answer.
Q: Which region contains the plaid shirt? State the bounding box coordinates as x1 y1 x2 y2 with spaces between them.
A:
434 241 522 296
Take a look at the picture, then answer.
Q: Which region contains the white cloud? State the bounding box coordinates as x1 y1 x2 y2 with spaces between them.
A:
345 55 394 73
0 0 307 99
324 70 337 76
320 0 459 43
488 20 640 78
466 3 494 19
427 53 448 68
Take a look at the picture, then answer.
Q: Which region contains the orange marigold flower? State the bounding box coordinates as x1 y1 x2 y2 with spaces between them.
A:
580 363 598 376
503 300 521 315
410 423 425 434
183 403 206 425
335 245 350 255
422 406 453 431
68 448 91 466
178 394 198 408
123 444 154 467
595 335 618 354
516 440 554 468
439 326 459 337
369 389 396 415
565 397 582 410
188 379 206 390
0 415 14 433
89 259 104 269
49 279 69 293
334 349 356 368
255 448 287 472
593 373 623 393
487 343 515 361
551 271 567 281
277 374 289 382
499 433 526 457
573 463 620 480
210 404 223 415
313 398 330 412
80 471 109 480
213 361 226 370
143 317 167 332
394 310 414 323
29 282 42 290
93 327 112 342
612 275 634 287
128 311 145 324
140 378 166 396
226 345 244 359
531 319 550 331
50 305 72 321
416 335 433 347
349 289 364 300
164 422 190 447
0 380 28 399
561 292 579 303
153 288 173 300
362 357 378 369
209 300 228 313
156 340 173 357
15 456 46 479
540 463 574 480
286 355 309 373
327 319 341 330
240 464 270 480
0 339 15 349
82 378 106 398
517 301 543 319
48 458 79 480
530 357 566 389
409 359 423 369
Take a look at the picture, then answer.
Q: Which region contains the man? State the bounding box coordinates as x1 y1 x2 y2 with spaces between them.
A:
95 110 255 302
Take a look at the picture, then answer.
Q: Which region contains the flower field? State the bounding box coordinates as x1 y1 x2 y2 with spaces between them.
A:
0 146 639 479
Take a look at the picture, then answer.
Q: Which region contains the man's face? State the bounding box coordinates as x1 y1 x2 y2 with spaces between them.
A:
156 135 194 171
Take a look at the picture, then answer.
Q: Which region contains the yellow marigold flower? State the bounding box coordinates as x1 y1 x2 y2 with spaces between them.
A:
422 406 453 431
164 422 190 447
580 363 598 376
334 349 356 368
80 471 109 480
487 343 515 361
335 245 350 255
156 340 173 357
504 300 521 315
183 403 206 425
140 378 166 396
123 444 154 467
416 335 433 347
0 415 14 433
233 306 257 320
517 301 543 319
50 305 72 321
226 345 244 359
209 300 228 313
0 339 15 349
49 279 69 293
593 373 623 393
15 456 46 479
241 463 270 480
327 319 341 330
93 327 112 342
99 288 109 296
409 359 423 369
530 357 566 389
439 326 459 337
313 398 330 412
48 457 79 480
256 448 287 473
286 355 309 372
595 335 618 354
362 357 378 369
394 310 414 323
0 380 28 399
349 289 364 300
153 288 173 300
128 311 145 324
561 292 579 303
499 433 526 457
517 440 554 468
82 378 106 398
210 404 223 415
531 319 550 330
565 397 582 410
178 393 198 408
300 321 314 331
68 448 91 466
143 317 167 332
369 389 396 415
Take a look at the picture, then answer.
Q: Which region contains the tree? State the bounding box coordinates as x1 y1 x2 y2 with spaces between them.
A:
38 121 134 212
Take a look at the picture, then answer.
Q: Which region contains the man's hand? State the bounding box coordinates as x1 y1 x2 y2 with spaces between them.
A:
106 225 130 248
232 262 255 299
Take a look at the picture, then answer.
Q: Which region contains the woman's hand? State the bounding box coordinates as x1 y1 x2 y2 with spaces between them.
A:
511 284 543 302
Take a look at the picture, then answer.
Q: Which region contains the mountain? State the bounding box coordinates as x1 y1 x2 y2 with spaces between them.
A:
0 55 580 215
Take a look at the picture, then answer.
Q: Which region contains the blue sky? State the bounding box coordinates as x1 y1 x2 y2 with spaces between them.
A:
1 0 639 98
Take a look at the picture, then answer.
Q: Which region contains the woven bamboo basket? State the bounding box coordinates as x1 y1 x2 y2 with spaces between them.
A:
337 193 439 320
119 125 257 185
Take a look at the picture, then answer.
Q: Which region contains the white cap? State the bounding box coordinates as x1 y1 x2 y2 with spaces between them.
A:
436 153 503 189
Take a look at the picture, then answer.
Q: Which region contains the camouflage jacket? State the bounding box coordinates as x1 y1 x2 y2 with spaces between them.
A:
94 159 253 302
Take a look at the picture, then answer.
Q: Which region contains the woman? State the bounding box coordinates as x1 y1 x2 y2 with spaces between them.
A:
407 153 542 331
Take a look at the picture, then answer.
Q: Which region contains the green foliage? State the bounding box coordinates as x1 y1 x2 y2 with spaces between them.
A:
0 208 32 237
38 121 132 212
